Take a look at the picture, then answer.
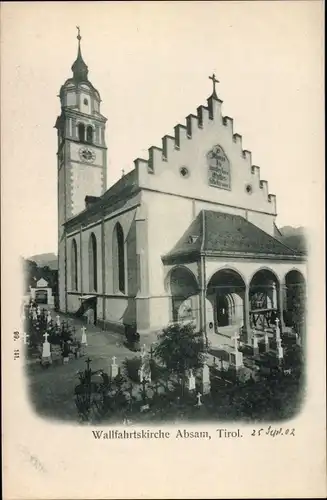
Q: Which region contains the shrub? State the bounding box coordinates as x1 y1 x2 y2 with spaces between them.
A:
122 356 142 382
154 322 205 378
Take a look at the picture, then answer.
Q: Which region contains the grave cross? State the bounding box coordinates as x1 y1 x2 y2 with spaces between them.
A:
231 332 240 351
43 332 49 342
85 357 92 370
209 73 219 97
196 392 203 407
112 356 117 365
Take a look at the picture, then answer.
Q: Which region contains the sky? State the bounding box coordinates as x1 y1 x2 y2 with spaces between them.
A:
1 1 324 258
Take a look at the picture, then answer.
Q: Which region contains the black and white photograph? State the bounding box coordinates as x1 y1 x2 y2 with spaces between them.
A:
2 2 325 499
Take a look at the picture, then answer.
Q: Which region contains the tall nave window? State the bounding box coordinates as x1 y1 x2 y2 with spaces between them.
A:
88 233 98 292
112 223 126 294
71 238 78 291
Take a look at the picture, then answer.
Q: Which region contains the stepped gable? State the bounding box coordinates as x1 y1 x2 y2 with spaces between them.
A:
132 82 276 205
163 210 303 263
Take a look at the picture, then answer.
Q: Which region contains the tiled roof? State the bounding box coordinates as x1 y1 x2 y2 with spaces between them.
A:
163 210 303 263
65 169 140 227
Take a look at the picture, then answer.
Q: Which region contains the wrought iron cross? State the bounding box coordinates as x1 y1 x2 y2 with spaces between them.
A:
209 73 219 96
76 26 81 41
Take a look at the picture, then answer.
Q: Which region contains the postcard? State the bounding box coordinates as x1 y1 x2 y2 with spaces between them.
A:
1 1 325 498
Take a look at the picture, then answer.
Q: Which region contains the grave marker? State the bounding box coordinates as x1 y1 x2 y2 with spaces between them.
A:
22 332 29 345
41 332 51 364
275 317 281 341
188 369 196 392
252 334 259 355
232 333 243 370
264 329 269 352
202 363 211 394
81 326 87 346
196 392 203 407
111 356 119 378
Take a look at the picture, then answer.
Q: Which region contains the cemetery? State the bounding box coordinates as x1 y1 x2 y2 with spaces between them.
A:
23 302 305 424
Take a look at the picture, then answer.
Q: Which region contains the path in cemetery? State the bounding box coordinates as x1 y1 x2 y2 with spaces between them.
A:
25 310 157 422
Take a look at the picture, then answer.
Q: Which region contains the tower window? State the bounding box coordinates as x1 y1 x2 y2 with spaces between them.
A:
83 98 88 105
78 123 85 142
86 126 93 144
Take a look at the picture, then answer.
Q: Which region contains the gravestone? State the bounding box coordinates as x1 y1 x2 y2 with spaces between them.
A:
232 333 243 370
138 364 145 383
188 370 196 392
22 332 29 345
111 356 119 378
81 326 87 346
276 338 284 360
47 311 52 324
252 334 259 355
56 315 61 327
275 318 281 341
264 330 269 352
202 364 211 394
196 392 203 407
41 332 52 365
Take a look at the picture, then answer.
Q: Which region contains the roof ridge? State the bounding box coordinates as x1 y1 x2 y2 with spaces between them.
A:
234 213 301 255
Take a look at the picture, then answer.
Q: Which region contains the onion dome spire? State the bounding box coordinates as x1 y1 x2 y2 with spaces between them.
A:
71 26 89 82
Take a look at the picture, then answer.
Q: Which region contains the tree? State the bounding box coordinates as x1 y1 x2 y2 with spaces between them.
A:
153 322 206 394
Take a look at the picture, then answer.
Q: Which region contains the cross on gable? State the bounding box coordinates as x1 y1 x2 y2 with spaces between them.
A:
209 73 219 97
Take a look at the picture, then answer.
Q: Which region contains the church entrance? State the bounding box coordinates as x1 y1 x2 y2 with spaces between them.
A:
207 269 245 334
216 295 229 326
35 289 48 304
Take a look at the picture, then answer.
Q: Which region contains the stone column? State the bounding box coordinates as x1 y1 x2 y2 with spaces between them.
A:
243 285 251 344
278 282 286 332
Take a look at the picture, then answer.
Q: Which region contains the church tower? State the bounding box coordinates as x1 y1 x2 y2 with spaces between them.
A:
55 28 107 311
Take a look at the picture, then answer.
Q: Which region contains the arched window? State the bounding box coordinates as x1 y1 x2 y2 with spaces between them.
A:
112 223 125 293
86 126 93 144
88 233 97 292
71 239 78 291
78 123 85 142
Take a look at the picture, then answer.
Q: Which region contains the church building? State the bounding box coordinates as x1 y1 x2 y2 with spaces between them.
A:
56 32 306 348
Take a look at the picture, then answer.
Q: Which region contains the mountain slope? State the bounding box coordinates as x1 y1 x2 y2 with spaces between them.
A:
28 253 58 270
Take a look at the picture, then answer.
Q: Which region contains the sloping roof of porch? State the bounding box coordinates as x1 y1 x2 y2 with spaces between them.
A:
162 210 304 263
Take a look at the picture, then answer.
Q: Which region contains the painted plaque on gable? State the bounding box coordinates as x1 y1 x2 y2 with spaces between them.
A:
207 145 231 190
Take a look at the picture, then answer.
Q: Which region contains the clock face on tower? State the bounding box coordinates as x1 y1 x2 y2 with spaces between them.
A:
79 147 96 163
